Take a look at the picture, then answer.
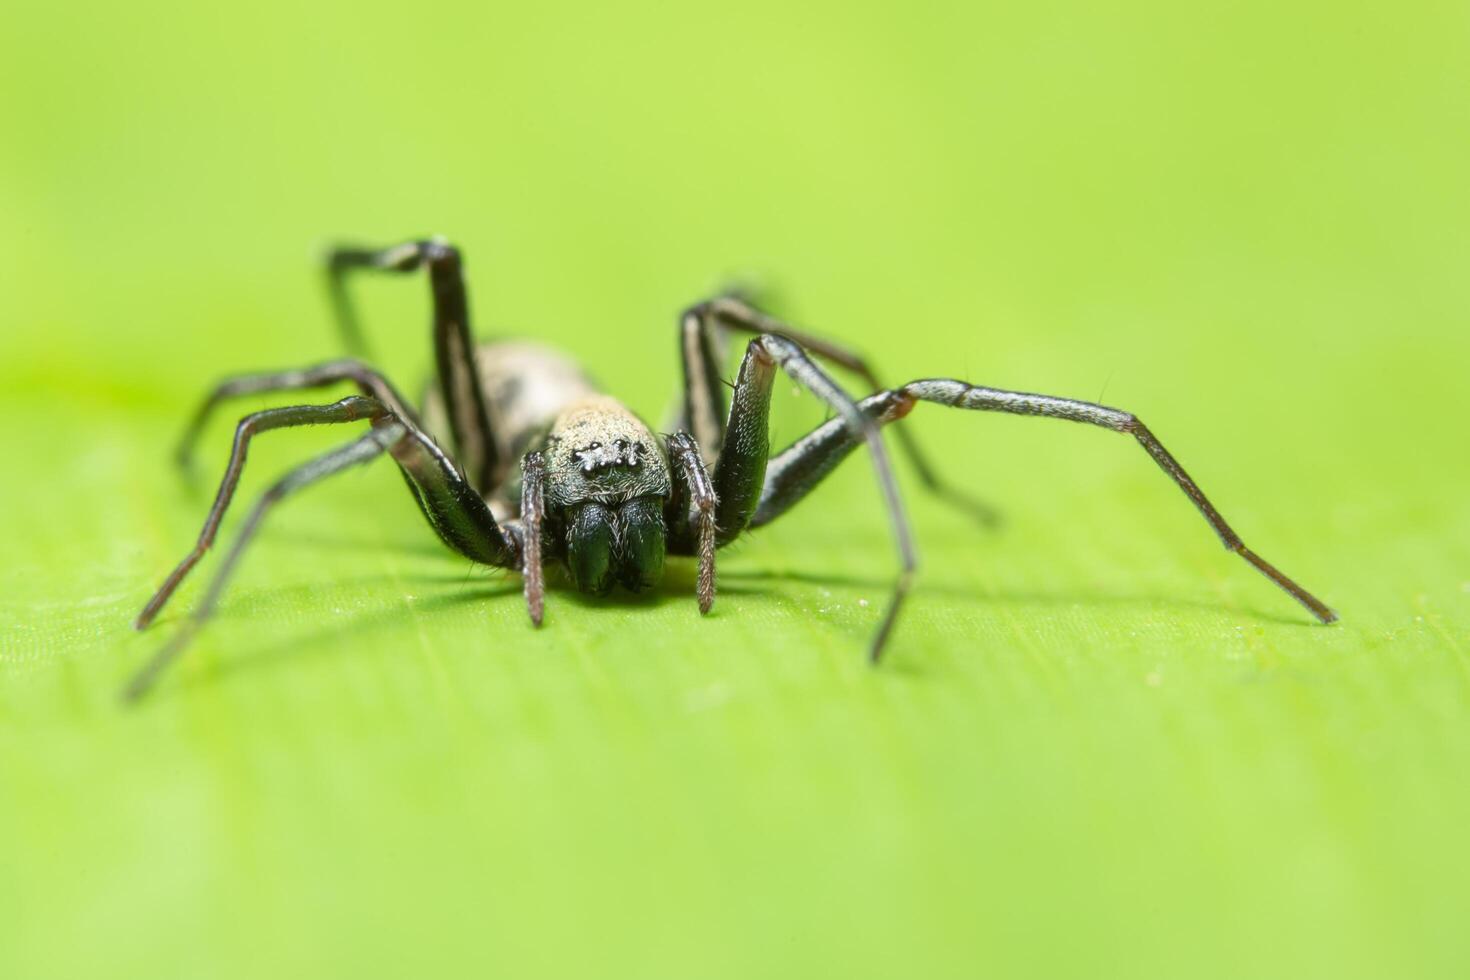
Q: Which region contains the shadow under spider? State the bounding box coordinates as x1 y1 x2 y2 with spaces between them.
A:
263 526 453 560
149 554 1312 695
218 516 1303 627
719 566 1308 626
201 582 523 686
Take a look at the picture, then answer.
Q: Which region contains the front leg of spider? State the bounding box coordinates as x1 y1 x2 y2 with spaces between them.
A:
695 330 919 662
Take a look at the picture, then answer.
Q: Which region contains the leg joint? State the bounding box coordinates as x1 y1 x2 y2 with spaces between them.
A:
754 332 797 363
899 379 974 407
745 333 780 367
419 237 460 269
887 390 918 421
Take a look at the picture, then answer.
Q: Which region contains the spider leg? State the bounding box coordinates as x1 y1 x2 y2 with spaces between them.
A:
664 432 717 614
709 333 916 662
137 395 394 630
126 423 403 701
678 296 998 526
677 303 731 455
519 451 547 626
751 378 1338 627
325 238 499 491
174 358 420 473
130 396 525 699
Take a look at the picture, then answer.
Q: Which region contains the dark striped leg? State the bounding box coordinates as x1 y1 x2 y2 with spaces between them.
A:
174 359 421 473
664 432 717 614
678 295 998 525
751 379 1338 626
711 334 917 662
325 238 499 492
129 398 523 700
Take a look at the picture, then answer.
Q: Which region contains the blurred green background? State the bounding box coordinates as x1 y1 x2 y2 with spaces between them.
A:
2 1 1467 977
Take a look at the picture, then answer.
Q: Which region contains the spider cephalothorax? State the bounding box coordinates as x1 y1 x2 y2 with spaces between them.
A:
544 397 670 500
540 396 673 596
126 235 1337 700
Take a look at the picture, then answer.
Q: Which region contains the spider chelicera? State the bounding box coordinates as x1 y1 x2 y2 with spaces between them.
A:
126 236 1337 699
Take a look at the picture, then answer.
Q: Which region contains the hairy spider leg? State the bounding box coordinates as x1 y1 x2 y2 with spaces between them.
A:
325 239 499 492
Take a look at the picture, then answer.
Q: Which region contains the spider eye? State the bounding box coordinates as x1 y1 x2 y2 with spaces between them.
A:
565 502 615 595
617 496 666 592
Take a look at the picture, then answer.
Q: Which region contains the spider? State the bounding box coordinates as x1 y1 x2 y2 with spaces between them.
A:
125 236 1337 699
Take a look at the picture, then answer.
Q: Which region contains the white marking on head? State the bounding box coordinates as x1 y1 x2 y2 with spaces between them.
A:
572 439 647 477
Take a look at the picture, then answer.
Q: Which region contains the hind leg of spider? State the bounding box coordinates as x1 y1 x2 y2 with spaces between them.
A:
748 379 1338 629
173 359 421 475
129 399 524 701
324 238 499 491
677 295 998 527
